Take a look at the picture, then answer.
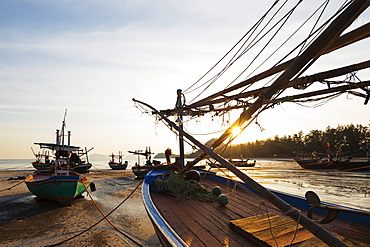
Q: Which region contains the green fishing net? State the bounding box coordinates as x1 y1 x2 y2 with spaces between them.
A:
161 172 217 202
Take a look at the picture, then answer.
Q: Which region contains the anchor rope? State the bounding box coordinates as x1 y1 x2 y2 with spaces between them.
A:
46 179 144 247
0 180 25 192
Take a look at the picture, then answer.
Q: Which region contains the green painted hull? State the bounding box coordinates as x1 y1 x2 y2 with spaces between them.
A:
25 173 91 206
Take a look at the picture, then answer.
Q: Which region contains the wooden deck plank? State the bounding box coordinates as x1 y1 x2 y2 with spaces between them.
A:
155 193 228 246
150 175 370 247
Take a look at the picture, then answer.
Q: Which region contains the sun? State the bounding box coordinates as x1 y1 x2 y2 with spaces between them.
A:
231 127 243 137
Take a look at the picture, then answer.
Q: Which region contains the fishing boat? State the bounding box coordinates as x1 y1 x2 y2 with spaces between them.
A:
129 147 159 179
294 158 335 169
332 158 370 171
108 151 128 170
132 0 370 246
25 111 95 206
31 148 53 170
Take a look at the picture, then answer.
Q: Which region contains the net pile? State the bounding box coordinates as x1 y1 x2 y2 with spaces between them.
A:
161 172 217 202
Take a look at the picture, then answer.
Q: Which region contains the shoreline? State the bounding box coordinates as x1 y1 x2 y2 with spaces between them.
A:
0 169 161 246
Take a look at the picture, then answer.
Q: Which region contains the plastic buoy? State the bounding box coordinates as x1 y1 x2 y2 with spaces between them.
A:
212 186 222 196
185 170 201 181
217 194 228 206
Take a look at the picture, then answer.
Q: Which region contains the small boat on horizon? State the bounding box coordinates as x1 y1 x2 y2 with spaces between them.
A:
108 151 128 170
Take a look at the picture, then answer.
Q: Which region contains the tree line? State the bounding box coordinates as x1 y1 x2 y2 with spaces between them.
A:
187 124 369 159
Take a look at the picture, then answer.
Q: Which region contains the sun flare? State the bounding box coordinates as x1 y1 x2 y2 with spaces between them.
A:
231 127 242 137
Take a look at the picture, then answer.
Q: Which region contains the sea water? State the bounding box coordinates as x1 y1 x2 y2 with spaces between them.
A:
220 159 370 211
1 158 369 211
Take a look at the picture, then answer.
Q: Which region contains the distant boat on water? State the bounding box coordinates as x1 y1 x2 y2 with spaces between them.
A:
25 110 95 206
108 151 128 170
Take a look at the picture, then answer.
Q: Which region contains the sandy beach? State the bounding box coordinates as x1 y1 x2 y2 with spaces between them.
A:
0 169 161 247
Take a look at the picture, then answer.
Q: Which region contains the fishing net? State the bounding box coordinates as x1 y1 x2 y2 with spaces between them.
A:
162 172 217 202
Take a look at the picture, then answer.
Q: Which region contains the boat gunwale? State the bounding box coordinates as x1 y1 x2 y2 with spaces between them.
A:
142 175 188 247
143 169 370 246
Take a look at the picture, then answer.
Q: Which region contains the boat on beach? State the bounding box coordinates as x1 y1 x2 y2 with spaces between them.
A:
132 0 370 246
25 111 95 206
129 147 161 179
31 148 53 170
294 158 335 169
108 151 128 170
332 158 370 171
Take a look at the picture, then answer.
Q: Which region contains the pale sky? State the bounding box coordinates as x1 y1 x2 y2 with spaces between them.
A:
0 0 369 159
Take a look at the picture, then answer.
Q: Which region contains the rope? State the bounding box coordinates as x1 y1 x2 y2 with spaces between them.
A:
46 179 144 247
91 166 142 186
83 183 143 246
0 180 25 192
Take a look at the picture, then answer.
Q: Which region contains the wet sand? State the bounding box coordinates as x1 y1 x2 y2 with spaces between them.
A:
0 169 161 247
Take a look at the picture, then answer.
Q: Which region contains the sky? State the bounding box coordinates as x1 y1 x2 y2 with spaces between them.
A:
0 0 369 159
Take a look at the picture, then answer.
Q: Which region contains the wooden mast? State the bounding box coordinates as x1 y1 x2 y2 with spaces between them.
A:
180 60 370 109
187 22 370 109
133 97 348 247
190 0 369 166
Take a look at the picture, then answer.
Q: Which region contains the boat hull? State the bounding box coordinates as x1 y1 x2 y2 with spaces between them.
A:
71 163 92 173
332 160 370 171
294 158 335 169
143 169 370 246
25 173 91 206
32 161 53 170
109 162 128 170
132 166 151 179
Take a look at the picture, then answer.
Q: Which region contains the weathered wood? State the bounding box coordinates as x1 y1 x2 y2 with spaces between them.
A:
133 97 350 246
186 22 370 109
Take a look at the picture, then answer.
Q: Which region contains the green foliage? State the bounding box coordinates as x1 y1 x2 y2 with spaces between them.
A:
190 124 369 158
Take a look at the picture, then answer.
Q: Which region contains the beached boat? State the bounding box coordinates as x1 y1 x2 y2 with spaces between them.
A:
332 158 370 171
25 111 95 206
31 148 53 170
294 158 335 169
132 0 370 245
108 151 128 170
129 147 160 179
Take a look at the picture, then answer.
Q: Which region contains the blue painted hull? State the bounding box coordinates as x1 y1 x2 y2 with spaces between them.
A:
143 169 370 246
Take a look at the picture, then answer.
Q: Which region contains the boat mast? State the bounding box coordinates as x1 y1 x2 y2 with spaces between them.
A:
133 97 348 247
190 0 370 166
175 89 185 169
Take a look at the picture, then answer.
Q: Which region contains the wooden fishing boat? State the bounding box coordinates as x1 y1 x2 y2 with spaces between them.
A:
332 158 370 172
108 151 128 170
25 110 95 206
31 148 53 170
129 147 158 179
294 158 336 169
25 170 93 206
143 169 370 246
132 0 370 246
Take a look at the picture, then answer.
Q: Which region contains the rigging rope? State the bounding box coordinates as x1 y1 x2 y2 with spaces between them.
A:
184 0 282 96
